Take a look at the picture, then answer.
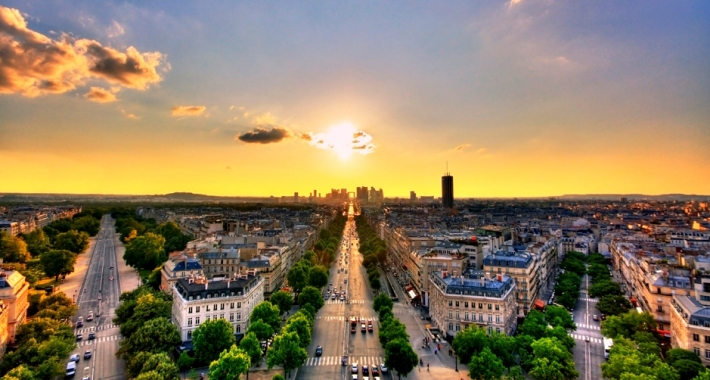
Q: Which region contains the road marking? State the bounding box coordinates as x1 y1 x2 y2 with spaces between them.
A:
323 299 365 305
569 334 601 344
316 316 379 321
306 356 384 366
576 323 600 331
75 324 117 333
78 335 122 346
580 298 598 303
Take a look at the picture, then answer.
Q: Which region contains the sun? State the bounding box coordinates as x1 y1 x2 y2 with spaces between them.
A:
325 122 357 159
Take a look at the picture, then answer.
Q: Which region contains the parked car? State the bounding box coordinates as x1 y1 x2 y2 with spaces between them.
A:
380 363 388 373
351 363 358 374
83 350 92 360
69 354 80 362
593 314 599 321
76 320 83 328
76 334 83 341
315 346 323 356
372 365 380 375
361 324 366 333
362 365 369 376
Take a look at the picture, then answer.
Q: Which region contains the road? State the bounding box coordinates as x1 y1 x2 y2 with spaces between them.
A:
571 273 604 380
69 215 125 380
298 204 388 380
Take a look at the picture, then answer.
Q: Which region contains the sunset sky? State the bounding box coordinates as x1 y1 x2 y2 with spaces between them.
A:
1 1 709 198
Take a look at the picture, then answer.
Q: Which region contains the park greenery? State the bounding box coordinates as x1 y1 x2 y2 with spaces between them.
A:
585 252 632 317
372 293 418 379
354 215 387 292
0 292 78 379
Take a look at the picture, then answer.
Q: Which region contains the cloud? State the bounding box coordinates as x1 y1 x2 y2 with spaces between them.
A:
476 147 487 154
451 144 471 152
508 0 524 8
106 21 124 38
171 105 206 116
237 126 292 144
305 123 376 156
83 87 117 103
0 6 166 98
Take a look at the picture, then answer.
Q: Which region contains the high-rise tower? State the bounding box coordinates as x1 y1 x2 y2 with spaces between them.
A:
442 171 454 209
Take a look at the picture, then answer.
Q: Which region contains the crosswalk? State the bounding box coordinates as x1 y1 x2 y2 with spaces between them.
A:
305 356 384 366
77 335 122 346
75 324 118 334
569 334 602 344
580 297 598 303
316 316 379 322
576 323 600 331
324 299 365 305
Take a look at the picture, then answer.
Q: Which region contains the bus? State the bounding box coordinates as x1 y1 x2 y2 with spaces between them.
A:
603 337 613 359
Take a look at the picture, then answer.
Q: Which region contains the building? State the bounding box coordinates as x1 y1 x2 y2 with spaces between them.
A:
0 301 9 359
161 254 204 294
421 248 467 308
671 294 710 366
0 270 29 342
483 250 540 316
441 173 454 209
428 269 517 339
171 272 264 342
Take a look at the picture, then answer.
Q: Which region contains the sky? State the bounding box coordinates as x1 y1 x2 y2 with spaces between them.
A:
1 1 709 198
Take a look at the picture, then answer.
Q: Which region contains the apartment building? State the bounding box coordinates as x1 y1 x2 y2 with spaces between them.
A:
420 246 467 308
671 294 710 366
160 254 204 294
428 270 517 338
0 301 9 359
241 253 283 295
171 272 264 342
0 270 29 342
483 250 540 316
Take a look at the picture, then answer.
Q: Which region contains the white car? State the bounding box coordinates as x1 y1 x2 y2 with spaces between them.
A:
69 354 80 362
380 363 388 373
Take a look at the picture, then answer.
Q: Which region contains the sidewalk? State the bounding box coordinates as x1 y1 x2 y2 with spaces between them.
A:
113 232 141 294
58 235 98 304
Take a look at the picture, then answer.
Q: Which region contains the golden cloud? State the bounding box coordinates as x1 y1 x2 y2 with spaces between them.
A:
83 87 117 103
0 5 166 98
451 144 471 152
171 106 206 116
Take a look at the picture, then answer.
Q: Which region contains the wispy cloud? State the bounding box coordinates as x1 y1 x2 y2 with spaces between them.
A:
171 106 206 116
83 87 118 103
237 127 292 144
106 21 124 38
0 6 166 97
302 123 376 156
121 109 139 119
451 144 471 152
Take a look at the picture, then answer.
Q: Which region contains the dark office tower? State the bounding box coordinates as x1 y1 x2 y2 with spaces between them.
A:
442 173 454 209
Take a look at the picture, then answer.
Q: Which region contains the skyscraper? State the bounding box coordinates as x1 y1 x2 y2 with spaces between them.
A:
442 172 454 209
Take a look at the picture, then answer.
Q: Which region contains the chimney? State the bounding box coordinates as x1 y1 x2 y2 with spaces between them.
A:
205 281 208 290
443 270 448 278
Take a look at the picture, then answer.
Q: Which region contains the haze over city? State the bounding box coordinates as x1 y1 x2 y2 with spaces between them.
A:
1 1 709 197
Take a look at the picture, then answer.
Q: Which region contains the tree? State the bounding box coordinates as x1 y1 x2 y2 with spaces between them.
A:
14 318 73 346
469 347 505 380
127 352 154 378
373 293 394 313
124 233 166 271
0 231 31 263
116 292 172 338
517 310 548 340
452 326 489 364
266 331 308 375
245 320 274 342
530 338 578 380
71 215 100 236
601 337 679 380
272 375 286 380
135 371 163 380
667 349 703 366
36 293 78 321
22 229 51 257
379 318 408 347
507 366 525 380
53 230 90 254
298 286 324 311
286 265 308 295
177 351 195 371
672 360 705 380
601 312 657 340
140 352 179 380
384 338 418 380
193 319 236 365
693 371 710 380
370 277 381 291
156 222 192 253
597 295 633 316
284 315 312 348
208 344 250 380
117 318 181 359
544 305 576 331
239 332 263 367
270 290 294 315
39 250 76 281
487 331 517 368
529 357 565 380
3 365 37 380
307 265 329 289
589 280 623 299
250 301 281 332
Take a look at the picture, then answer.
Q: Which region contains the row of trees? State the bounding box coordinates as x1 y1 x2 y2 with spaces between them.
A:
554 251 586 310
354 215 388 292
0 293 79 379
585 253 632 316
286 257 329 297
450 304 578 380
372 294 418 379
601 310 710 380
123 221 193 273
310 214 346 267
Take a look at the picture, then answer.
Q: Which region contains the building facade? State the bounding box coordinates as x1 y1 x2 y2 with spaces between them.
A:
483 250 540 317
671 294 710 366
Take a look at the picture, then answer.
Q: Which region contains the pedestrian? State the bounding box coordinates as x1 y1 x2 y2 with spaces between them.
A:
427 363 430 371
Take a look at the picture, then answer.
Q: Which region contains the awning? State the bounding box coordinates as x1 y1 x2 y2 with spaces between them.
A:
408 290 417 299
657 329 671 338
533 299 546 310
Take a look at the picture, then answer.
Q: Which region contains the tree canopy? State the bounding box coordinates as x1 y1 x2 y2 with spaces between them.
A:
266 331 308 373
250 301 282 333
270 290 294 315
0 231 31 263
39 250 76 281
53 230 90 254
192 319 236 365
123 233 166 271
208 345 251 380
297 286 324 311
384 338 418 380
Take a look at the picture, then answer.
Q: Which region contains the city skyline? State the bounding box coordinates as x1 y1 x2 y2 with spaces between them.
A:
1 1 709 198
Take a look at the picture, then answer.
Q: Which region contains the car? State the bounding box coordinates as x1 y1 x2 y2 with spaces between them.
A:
593 314 599 321
342 356 348 366
331 294 336 300
76 320 83 328
315 346 323 356
373 377 381 380
352 363 358 374
352 376 358 380
340 296 345 301
380 363 388 373
76 334 83 341
372 365 380 375
86 312 94 322
69 354 80 362
362 365 369 376
88 332 95 340
83 350 92 360
601 314 607 321
368 324 373 332
351 326 356 333
361 324 366 332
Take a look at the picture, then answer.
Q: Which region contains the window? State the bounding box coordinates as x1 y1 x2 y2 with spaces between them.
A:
449 301 453 307
236 325 241 333
206 316 210 322
465 302 469 308
221 304 225 310
220 314 224 320
448 311 453 318
188 307 193 314
495 305 500 311
237 313 241 321
187 330 192 339
196 317 201 325
196 306 200 313
238 302 242 308
456 324 461 332
456 312 460 319
455 301 459 307
479 303 483 309
488 314 492 323
694 347 700 355
465 312 469 321
693 334 700 342
448 323 453 331
488 304 492 310
214 304 218 311
705 336 710 344
206 305 210 312
706 350 710 360
496 315 500 323
230 302 235 309
230 313 234 322
188 318 193 327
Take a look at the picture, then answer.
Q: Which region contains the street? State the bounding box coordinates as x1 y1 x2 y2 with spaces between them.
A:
571 273 604 380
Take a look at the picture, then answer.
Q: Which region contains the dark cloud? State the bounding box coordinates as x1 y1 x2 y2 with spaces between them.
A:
237 127 292 144
0 5 165 97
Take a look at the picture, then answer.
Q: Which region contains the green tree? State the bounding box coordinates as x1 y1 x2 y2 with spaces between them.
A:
0 231 31 263
469 346 505 380
39 250 76 281
53 230 90 254
487 331 518 368
452 326 488 364
370 277 381 291
506 366 525 380
127 352 153 378
672 360 705 380
14 318 72 346
379 318 409 347
116 292 172 337
544 305 577 331
177 351 195 371
239 332 263 368
272 375 285 380
297 286 324 311
307 265 329 289
597 295 633 316
250 301 281 332
124 233 166 270
156 222 192 253
245 320 274 342
693 371 710 380
266 331 308 375
36 293 78 321
373 293 394 313
117 318 181 359
286 264 308 295
529 357 565 380
2 364 37 380
71 215 100 236
208 344 250 380
601 337 679 380
602 312 657 340
384 338 418 380
270 290 294 315
589 280 623 298
140 352 179 380
22 229 51 257
193 319 236 365
135 371 163 380
284 315 312 348
667 349 703 366
530 338 578 380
